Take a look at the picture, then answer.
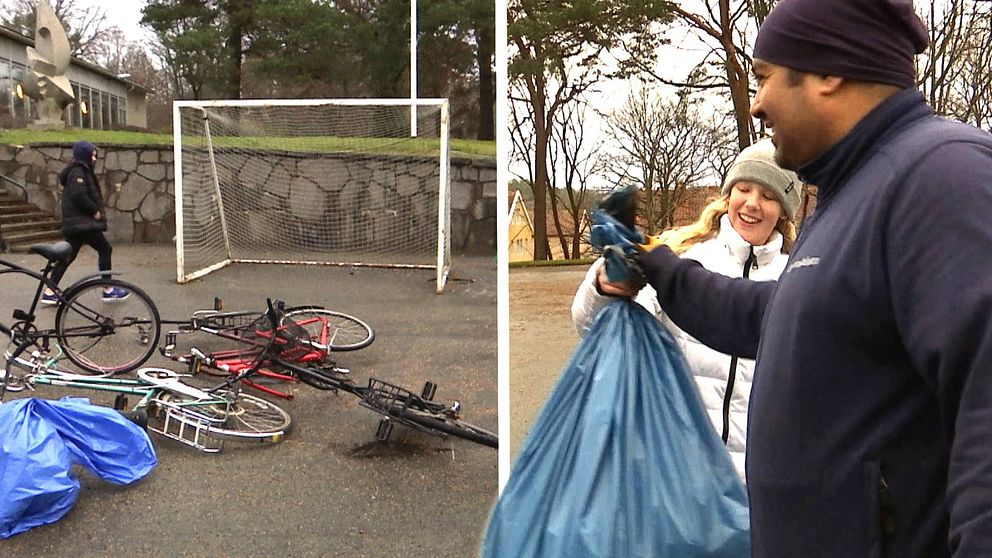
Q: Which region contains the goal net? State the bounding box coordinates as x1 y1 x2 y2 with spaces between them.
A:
172 99 452 293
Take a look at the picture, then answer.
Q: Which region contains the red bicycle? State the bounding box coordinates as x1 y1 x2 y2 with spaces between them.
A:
160 300 374 398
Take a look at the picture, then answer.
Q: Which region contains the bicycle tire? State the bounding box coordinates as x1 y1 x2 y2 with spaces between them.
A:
284 308 374 351
55 278 161 375
158 390 292 442
394 407 498 449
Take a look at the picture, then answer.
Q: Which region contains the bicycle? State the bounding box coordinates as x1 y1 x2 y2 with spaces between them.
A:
193 299 497 449
0 242 161 382
160 299 374 398
164 298 374 351
2 347 291 453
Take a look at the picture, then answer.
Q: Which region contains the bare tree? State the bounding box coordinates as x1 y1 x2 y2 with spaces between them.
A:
508 0 673 260
546 97 600 259
619 1 775 150
508 80 536 185
918 0 992 130
604 88 734 234
1 0 115 60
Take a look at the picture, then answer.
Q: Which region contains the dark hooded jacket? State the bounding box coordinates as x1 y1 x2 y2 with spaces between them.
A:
59 141 107 235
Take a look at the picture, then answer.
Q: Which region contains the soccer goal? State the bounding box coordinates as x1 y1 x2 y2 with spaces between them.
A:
172 98 452 293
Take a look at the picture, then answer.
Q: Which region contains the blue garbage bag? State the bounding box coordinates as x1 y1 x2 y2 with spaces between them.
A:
481 202 750 557
482 302 750 557
0 397 157 538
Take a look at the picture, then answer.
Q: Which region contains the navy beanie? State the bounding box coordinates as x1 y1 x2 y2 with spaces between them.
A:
72 141 96 165
753 0 929 88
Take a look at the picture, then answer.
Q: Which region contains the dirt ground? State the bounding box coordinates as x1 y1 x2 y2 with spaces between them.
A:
508 265 589 461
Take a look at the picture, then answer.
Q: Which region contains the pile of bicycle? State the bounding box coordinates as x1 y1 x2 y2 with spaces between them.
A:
0 242 497 453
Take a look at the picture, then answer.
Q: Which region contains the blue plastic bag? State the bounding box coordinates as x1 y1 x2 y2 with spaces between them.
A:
0 397 157 538
588 208 646 284
482 203 750 557
482 302 750 557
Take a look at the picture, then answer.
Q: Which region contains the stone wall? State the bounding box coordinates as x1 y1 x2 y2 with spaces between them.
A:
0 143 497 253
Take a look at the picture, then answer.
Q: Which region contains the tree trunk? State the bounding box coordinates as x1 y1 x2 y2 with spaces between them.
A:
531 77 550 261
720 0 753 149
476 23 495 140
548 189 569 259
225 18 243 99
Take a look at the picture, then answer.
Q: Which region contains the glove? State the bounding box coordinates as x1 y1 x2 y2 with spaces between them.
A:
596 186 638 230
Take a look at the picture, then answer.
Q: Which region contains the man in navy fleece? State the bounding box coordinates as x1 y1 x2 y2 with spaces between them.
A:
598 0 992 556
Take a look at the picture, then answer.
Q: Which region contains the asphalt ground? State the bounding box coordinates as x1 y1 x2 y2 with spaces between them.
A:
0 244 498 557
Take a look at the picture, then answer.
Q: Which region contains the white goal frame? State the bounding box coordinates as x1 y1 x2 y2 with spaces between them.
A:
172 98 452 293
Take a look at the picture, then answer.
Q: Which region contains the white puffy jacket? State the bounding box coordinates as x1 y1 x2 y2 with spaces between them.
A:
571 214 789 479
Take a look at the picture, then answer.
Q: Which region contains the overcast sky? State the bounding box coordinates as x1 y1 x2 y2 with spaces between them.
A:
77 0 152 42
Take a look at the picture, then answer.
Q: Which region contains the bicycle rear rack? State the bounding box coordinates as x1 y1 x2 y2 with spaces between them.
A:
360 377 447 442
148 396 226 453
191 310 261 332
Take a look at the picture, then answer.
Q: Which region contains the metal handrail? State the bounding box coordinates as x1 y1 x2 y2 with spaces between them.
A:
0 174 28 203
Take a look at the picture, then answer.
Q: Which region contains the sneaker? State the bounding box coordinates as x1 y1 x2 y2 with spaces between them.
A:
40 292 59 306
102 287 131 302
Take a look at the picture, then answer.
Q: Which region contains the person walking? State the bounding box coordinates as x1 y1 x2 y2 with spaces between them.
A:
572 138 800 479
598 0 992 555
41 141 128 304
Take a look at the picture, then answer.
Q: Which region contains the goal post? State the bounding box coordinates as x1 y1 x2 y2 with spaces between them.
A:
172 98 452 293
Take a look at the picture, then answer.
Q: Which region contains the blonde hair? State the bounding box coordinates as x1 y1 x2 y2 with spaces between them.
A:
654 194 797 255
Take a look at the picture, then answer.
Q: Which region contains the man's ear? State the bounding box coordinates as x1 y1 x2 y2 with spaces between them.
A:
817 75 845 96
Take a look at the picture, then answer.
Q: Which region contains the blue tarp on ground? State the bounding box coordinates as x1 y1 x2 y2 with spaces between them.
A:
0 397 157 538
481 206 750 557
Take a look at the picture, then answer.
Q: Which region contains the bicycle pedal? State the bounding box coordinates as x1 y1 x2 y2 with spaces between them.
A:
119 409 148 430
187 357 202 375
421 381 437 401
375 418 393 441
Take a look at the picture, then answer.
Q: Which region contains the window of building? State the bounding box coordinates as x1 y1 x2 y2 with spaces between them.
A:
0 57 11 128
110 95 121 129
11 62 27 125
65 82 79 126
100 90 110 130
79 85 91 129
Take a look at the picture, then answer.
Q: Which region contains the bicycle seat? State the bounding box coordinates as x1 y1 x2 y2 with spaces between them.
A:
30 241 73 264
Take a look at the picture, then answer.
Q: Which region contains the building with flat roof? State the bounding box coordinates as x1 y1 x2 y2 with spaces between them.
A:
0 25 148 130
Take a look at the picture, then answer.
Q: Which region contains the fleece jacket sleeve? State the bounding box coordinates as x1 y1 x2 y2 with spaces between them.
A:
884 141 992 556
639 245 776 359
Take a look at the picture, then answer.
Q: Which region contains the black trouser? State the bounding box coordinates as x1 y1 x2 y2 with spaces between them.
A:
49 230 113 286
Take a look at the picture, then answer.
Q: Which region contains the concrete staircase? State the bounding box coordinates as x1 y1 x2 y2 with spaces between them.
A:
0 179 62 252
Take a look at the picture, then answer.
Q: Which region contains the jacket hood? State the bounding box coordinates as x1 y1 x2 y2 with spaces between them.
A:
72 141 96 166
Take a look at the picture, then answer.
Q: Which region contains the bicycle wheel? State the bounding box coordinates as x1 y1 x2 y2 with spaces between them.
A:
394 406 499 449
55 278 161 375
203 390 293 440
158 390 292 442
284 308 374 351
